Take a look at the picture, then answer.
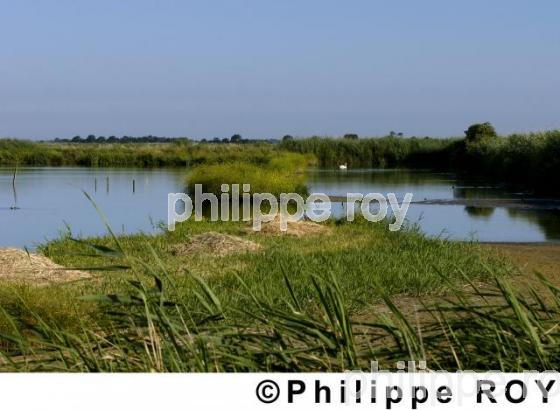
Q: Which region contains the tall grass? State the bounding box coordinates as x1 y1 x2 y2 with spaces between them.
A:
1 242 558 371
280 136 458 169
0 139 192 167
186 152 312 196
2 209 547 371
0 140 305 168
281 131 560 194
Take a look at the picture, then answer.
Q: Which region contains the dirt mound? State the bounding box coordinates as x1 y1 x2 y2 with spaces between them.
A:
248 215 331 237
172 232 262 257
0 248 90 285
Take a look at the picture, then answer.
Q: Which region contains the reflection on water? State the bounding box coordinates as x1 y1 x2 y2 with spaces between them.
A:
1 167 559 248
308 169 560 243
308 169 457 200
464 207 495 219
506 208 560 240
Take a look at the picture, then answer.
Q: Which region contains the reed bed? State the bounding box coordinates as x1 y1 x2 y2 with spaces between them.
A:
281 130 560 194
0 248 557 371
1 210 553 372
0 140 302 168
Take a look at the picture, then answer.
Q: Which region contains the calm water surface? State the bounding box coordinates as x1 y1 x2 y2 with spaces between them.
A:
308 169 560 243
0 167 185 248
1 167 559 248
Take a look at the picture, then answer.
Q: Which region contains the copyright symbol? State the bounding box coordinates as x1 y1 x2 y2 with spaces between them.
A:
256 379 280 403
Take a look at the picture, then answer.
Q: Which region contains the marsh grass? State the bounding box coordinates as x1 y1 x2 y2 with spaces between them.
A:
280 135 458 169
0 140 314 168
1 236 558 371
185 150 312 196
0 139 192 167
281 131 560 194
40 218 506 312
187 162 307 197
1 211 543 371
4 132 559 193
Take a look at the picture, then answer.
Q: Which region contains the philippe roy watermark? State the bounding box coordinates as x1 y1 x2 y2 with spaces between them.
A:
254 362 560 406
168 184 413 232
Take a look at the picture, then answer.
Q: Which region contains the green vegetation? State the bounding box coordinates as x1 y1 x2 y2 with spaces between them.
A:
0 140 292 168
280 135 457 169
280 127 560 194
464 121 498 143
0 139 192 167
457 130 560 194
1 214 558 371
187 152 311 196
2 125 559 371
52 133 276 144
2 125 560 194
57 135 190 144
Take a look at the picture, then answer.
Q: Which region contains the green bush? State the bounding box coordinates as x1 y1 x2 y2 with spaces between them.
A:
464 122 497 143
460 130 560 193
187 159 308 197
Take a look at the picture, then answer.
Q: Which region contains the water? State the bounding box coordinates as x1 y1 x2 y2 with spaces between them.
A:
1 167 559 248
307 169 560 243
0 167 185 248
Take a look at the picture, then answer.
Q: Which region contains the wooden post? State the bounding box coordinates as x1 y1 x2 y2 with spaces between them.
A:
10 164 19 210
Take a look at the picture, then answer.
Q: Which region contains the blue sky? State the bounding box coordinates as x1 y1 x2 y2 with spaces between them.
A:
1 0 559 139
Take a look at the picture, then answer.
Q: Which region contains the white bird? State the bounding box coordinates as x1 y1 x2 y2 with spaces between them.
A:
339 163 348 170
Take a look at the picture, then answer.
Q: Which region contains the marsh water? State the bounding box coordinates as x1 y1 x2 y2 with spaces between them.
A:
0 167 186 248
1 167 560 248
308 169 560 243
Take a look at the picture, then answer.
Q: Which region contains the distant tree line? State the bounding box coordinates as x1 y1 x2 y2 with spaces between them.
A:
52 134 281 144
279 132 454 169
52 132 413 145
53 135 190 144
199 134 280 144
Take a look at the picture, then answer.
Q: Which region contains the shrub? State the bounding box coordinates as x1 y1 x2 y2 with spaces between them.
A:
186 151 311 197
464 122 497 143
187 162 307 197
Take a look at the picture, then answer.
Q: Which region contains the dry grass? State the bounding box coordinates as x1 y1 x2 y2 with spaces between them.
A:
171 232 262 257
484 244 560 279
482 243 560 298
0 248 90 285
247 215 332 237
